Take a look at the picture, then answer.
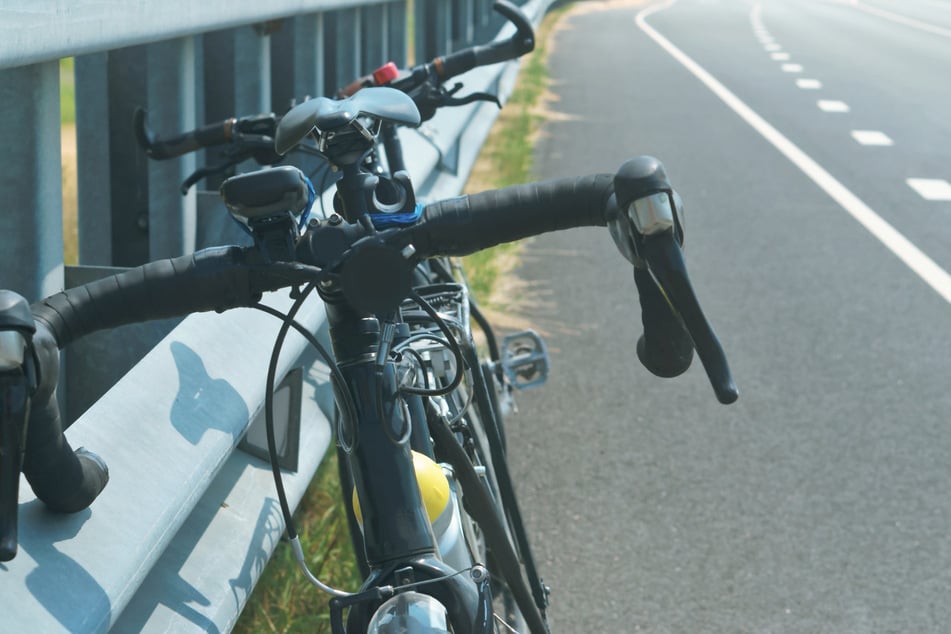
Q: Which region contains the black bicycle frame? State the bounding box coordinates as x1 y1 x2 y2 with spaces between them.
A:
320 282 490 633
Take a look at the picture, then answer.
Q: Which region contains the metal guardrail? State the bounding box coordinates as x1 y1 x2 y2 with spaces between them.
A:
0 0 553 629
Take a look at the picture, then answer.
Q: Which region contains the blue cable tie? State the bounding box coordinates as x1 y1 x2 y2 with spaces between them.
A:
369 202 424 228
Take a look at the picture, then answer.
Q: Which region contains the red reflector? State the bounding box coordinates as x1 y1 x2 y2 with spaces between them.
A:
372 62 399 85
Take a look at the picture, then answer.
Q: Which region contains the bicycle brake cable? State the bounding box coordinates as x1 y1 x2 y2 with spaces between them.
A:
252 301 358 448
399 290 466 397
255 284 356 598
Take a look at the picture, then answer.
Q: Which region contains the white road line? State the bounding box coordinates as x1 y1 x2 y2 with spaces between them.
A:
818 100 850 112
764 43 781 50
771 52 791 60
781 63 803 72
851 130 893 146
907 179 951 201
850 1 951 39
796 78 822 89
636 0 951 304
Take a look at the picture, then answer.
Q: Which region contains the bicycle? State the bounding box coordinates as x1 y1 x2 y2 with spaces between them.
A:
132 0 535 198
0 87 737 633
135 8 541 606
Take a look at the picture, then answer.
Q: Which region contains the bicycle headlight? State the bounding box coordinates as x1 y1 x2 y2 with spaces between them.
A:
367 591 451 634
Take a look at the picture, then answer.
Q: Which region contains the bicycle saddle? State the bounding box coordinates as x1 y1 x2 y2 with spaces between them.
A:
275 87 421 155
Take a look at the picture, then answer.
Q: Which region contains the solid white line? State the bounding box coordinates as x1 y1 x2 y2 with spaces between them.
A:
817 99 850 112
907 179 951 201
796 78 822 89
851 130 893 146
851 1 951 39
781 63 803 72
636 0 951 304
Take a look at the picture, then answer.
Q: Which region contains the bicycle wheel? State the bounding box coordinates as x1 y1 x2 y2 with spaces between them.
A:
448 363 538 633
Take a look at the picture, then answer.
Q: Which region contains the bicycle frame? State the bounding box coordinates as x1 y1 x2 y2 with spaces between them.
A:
321 295 490 632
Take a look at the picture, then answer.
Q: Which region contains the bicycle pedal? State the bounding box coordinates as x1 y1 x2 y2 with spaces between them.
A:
500 330 550 390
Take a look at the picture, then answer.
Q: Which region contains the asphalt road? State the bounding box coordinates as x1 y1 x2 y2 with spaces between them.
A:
501 0 951 631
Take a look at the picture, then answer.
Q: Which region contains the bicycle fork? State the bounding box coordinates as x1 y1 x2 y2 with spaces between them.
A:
322 299 487 633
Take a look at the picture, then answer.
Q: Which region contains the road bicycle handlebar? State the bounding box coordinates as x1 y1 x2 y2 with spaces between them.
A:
134 109 282 163
134 0 533 170
438 0 535 79
2 155 736 559
337 0 534 104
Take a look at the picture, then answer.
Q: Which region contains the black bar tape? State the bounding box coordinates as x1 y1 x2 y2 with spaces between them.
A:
32 246 259 349
147 119 234 159
633 266 694 378
22 246 269 512
438 49 478 80
22 326 109 512
412 174 614 257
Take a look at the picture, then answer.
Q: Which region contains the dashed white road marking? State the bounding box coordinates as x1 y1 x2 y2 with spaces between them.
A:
818 100 850 112
781 63 803 72
796 78 822 89
637 0 951 304
764 43 781 50
907 179 951 201
851 130 893 146
771 52 791 60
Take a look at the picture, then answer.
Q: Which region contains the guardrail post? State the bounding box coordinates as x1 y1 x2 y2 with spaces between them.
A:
387 2 408 68
75 47 151 267
416 0 452 62
325 8 361 93
198 25 274 249
146 37 198 259
205 25 271 123
361 4 387 71
271 15 323 110
0 62 63 300
74 53 114 267
453 0 474 51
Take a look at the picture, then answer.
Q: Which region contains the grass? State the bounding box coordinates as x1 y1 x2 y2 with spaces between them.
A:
61 57 78 265
233 452 361 634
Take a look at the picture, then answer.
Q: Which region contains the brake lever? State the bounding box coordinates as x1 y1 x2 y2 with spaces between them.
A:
614 156 738 404
0 291 38 562
441 91 502 109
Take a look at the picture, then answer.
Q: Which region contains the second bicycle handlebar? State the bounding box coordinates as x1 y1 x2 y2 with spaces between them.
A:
135 0 535 168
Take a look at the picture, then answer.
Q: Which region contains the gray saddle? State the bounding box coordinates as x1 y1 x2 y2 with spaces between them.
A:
275 87 421 156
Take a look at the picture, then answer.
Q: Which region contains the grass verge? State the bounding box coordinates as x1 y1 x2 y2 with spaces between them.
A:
461 3 568 306
233 452 361 633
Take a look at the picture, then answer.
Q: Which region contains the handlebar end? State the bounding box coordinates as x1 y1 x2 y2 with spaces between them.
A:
0 538 17 562
715 381 740 405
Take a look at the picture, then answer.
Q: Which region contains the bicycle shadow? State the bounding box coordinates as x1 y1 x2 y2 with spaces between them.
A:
112 460 283 632
169 341 249 445
14 500 112 631
227 495 284 611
